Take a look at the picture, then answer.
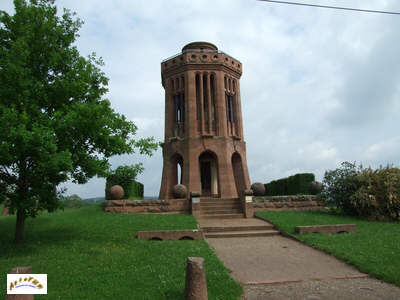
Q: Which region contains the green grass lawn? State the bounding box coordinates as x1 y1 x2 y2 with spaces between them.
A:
0 205 242 299
256 210 400 287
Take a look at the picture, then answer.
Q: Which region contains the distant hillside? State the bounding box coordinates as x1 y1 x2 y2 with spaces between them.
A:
83 197 105 204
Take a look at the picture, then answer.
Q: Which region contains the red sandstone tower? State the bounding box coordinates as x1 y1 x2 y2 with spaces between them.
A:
159 42 251 200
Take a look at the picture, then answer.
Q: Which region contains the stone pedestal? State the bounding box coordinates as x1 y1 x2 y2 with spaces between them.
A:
190 192 201 218
184 257 208 300
241 189 254 218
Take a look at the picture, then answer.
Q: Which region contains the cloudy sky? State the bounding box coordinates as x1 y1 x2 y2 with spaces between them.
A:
2 0 400 198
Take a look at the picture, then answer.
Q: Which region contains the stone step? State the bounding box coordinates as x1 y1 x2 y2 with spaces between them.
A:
200 202 241 207
200 198 239 203
201 205 242 210
202 225 274 232
201 213 244 219
204 230 280 238
201 209 243 214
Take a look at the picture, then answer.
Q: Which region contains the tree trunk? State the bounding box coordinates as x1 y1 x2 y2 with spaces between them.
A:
14 209 25 244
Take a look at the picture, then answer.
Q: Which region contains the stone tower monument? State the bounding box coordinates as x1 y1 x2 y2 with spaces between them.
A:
159 42 251 200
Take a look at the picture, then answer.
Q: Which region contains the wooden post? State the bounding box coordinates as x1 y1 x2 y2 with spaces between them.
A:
184 257 208 300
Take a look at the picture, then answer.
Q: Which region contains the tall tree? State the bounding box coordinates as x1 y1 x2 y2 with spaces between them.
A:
0 0 158 243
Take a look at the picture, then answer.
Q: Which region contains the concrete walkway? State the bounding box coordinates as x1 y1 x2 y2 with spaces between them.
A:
198 217 400 299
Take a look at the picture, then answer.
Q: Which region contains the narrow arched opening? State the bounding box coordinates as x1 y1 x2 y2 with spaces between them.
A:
169 153 184 198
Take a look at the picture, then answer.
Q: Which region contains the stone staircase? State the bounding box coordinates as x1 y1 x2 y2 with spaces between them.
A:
200 197 244 219
202 223 280 238
198 198 281 238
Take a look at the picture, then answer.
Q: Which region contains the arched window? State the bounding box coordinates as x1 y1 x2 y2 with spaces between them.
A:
210 74 217 133
174 93 184 122
203 74 209 123
226 94 234 122
196 74 201 121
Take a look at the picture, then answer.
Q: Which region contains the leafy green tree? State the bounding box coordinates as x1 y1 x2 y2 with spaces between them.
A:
0 0 158 243
321 161 362 214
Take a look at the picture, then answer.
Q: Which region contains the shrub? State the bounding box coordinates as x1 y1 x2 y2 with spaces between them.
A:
350 166 400 221
321 161 362 215
322 162 400 221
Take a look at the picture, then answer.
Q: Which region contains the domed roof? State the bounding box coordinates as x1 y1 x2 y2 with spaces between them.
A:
182 41 218 52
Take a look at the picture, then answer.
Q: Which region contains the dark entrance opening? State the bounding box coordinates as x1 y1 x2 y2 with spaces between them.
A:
199 151 219 197
200 161 211 196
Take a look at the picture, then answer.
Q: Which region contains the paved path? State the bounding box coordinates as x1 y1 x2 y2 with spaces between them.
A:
199 217 400 299
244 277 400 300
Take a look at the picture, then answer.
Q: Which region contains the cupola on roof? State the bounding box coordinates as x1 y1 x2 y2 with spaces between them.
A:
182 41 218 52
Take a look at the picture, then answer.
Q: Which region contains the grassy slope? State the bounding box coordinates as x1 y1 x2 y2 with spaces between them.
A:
0 206 242 300
256 210 400 286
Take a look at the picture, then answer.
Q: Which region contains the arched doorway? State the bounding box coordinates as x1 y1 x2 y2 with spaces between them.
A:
199 151 219 197
232 152 245 197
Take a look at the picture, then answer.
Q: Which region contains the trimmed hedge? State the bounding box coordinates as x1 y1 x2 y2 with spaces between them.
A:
105 175 144 200
264 173 315 196
128 181 144 200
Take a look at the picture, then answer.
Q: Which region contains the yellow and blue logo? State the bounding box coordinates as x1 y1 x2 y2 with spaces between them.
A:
7 274 47 295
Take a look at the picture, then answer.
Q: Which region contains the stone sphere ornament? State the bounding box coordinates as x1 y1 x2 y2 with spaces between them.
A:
110 185 124 200
309 181 323 195
173 184 187 199
251 182 265 196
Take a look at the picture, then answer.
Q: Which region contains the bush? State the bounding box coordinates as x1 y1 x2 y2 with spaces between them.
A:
350 167 400 221
321 161 362 215
322 162 400 221
264 173 315 196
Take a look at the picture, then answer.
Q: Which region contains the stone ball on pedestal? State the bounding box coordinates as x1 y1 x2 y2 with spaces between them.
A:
110 185 124 200
173 184 187 199
251 182 265 196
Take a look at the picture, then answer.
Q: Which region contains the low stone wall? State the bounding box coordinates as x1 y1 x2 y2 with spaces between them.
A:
295 224 357 234
137 230 203 240
253 195 325 211
105 199 189 214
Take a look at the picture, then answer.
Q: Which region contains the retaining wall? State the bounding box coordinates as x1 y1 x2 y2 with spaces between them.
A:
105 199 188 213
253 195 325 211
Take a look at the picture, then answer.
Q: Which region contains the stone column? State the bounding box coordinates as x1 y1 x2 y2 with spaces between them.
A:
184 257 208 300
215 71 227 137
235 79 244 138
187 71 197 138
